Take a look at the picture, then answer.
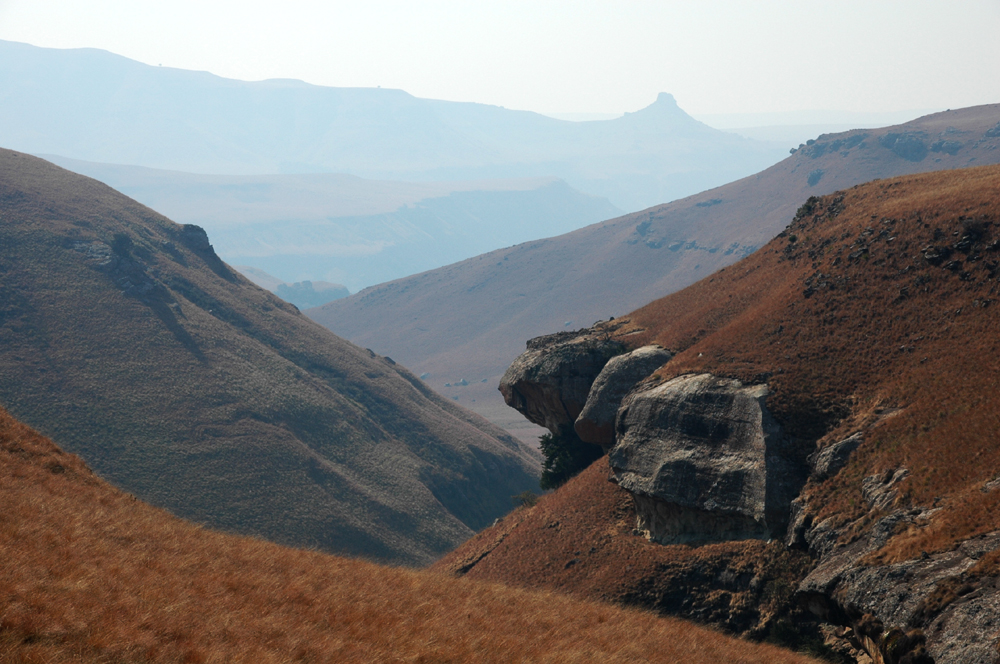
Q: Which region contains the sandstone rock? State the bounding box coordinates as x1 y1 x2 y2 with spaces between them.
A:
180 223 214 252
862 467 910 512
798 507 1000 664
810 431 863 481
609 373 808 544
574 344 672 448
878 131 929 161
499 326 624 434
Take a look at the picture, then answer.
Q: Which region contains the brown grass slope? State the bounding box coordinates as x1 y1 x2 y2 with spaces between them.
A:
310 104 1000 440
625 163 1000 564
436 164 1000 632
0 149 539 566
0 407 822 664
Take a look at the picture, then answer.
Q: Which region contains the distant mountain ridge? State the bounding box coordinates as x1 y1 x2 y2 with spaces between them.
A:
40 155 621 292
0 149 540 566
309 104 1000 440
0 39 787 211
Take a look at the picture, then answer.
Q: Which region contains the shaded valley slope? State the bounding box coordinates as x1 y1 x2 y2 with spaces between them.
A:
312 104 1000 440
437 164 1000 662
0 149 539 566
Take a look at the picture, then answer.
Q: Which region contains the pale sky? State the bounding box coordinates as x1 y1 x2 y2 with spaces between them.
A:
1 0 998 117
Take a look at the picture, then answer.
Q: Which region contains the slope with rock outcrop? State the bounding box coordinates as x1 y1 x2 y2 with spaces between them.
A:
0 405 825 663
437 164 1000 663
0 148 540 566
312 104 1000 443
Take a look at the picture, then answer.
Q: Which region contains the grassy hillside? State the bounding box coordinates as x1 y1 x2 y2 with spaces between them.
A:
436 164 1000 646
0 406 821 663
0 149 539 566
624 163 1000 563
311 105 1000 442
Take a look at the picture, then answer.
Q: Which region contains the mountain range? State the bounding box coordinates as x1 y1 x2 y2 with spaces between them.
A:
39 155 621 293
310 104 1000 441
0 148 539 566
0 39 787 212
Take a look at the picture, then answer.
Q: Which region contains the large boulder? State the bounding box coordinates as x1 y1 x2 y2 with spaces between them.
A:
609 373 808 544
574 344 673 448
499 327 624 435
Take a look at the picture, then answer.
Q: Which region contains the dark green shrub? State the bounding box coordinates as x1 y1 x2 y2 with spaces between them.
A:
512 490 539 508
538 427 603 490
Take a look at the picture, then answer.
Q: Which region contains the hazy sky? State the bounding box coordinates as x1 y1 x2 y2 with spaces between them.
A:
1 0 998 117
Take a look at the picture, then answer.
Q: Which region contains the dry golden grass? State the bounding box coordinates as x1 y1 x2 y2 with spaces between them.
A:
0 407 820 663
620 164 1000 566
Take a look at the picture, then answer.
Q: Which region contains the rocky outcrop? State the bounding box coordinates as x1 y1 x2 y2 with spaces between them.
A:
609 373 809 544
574 344 672 448
795 470 1000 663
499 326 624 435
810 431 864 481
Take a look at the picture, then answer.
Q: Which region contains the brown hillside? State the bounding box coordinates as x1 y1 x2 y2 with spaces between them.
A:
0 406 821 664
0 149 539 566
436 164 1000 648
624 163 1000 563
310 104 1000 443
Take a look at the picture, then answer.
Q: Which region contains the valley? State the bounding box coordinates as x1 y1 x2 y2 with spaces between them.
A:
1 18 998 662
311 105 1000 442
0 149 539 566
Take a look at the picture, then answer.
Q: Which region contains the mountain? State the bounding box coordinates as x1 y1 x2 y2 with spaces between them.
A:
0 148 540 566
436 164 1000 663
40 155 621 293
0 39 787 211
0 405 822 664
310 104 1000 441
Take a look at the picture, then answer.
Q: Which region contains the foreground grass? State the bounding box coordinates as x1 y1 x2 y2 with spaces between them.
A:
0 407 819 663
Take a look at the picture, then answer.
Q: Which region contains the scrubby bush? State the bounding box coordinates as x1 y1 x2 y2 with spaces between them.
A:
538 427 604 490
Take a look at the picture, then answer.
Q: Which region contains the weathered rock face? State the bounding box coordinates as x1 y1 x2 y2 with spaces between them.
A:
810 431 863 481
499 327 625 435
795 470 1000 663
574 344 672 448
609 373 809 544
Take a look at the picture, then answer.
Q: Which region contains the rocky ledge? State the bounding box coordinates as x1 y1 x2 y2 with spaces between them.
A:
499 325 625 435
575 344 672 448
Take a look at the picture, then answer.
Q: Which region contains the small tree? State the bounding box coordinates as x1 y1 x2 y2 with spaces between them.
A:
511 490 539 508
538 427 604 490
